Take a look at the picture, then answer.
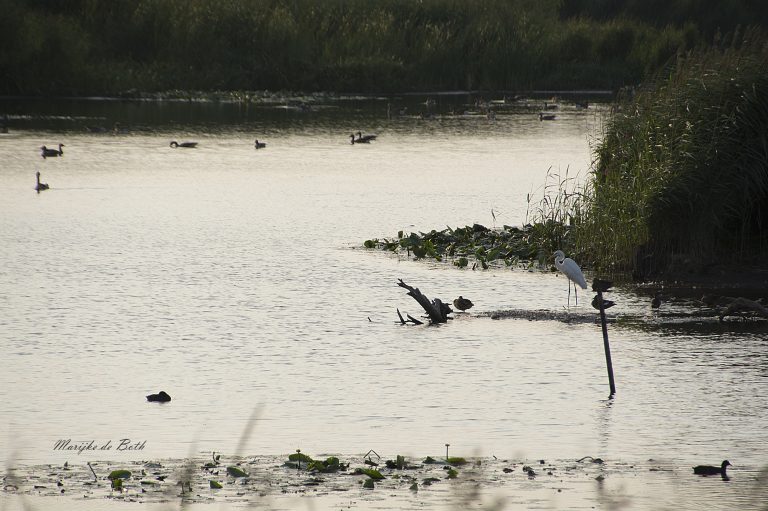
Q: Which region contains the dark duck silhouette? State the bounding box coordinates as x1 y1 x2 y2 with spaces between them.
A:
146 391 172 403
693 460 731 476
254 139 266 149
35 171 49 192
651 291 663 309
41 144 64 158
351 132 377 144
539 113 556 121
591 295 615 310
170 141 198 148
453 296 474 312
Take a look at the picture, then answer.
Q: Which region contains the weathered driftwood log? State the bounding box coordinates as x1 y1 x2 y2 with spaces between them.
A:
397 279 451 323
719 297 768 321
396 308 424 325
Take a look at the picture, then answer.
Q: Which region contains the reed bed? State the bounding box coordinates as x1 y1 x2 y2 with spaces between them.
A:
576 28 768 278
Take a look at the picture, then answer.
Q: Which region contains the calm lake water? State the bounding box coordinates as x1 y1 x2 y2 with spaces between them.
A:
1 96 767 509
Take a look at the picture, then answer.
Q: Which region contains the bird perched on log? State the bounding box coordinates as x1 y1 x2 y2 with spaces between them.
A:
146 391 171 403
453 296 474 312
693 460 731 476
591 295 615 310
41 144 64 158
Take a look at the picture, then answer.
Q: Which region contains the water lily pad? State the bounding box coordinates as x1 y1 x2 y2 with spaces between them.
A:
108 470 131 480
210 480 223 489
288 452 313 464
355 468 384 480
226 466 248 478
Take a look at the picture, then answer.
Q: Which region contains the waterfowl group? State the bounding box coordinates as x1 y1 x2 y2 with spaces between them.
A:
350 132 377 144
35 171 49 192
41 144 64 158
693 460 731 476
170 141 198 148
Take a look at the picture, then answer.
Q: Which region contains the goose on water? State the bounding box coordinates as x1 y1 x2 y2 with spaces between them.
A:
693 460 731 476
170 141 198 148
41 144 64 158
35 171 49 192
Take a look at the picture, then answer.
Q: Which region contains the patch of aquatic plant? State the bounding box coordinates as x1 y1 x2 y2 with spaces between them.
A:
581 27 768 276
354 467 385 480
307 456 347 473
107 469 131 480
226 466 248 478
386 455 408 469
364 221 573 270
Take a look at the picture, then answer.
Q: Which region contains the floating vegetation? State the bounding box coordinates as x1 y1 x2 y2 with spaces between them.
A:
107 470 131 481
6 454 762 508
226 466 248 478
364 222 572 270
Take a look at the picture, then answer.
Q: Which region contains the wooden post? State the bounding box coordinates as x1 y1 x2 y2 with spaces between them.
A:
592 279 616 397
596 290 616 396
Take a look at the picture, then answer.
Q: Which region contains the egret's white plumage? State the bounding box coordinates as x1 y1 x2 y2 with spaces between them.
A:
553 250 587 306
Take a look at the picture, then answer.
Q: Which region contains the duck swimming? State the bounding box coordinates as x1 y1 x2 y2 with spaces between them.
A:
146 391 172 403
170 141 198 148
351 132 377 144
539 113 556 121
41 144 64 158
693 460 731 476
254 139 266 149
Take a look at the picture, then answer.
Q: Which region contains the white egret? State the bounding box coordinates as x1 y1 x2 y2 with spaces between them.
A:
553 250 587 306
